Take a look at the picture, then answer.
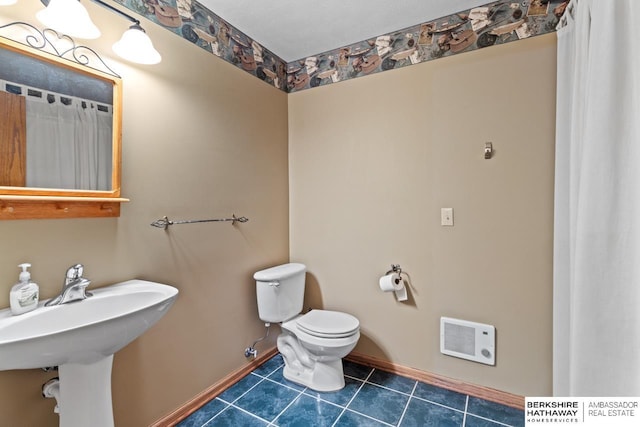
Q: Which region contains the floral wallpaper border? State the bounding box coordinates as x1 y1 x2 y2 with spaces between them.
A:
117 0 567 93
116 0 288 90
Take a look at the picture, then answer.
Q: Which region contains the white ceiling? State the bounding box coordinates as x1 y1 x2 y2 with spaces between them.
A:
199 0 492 62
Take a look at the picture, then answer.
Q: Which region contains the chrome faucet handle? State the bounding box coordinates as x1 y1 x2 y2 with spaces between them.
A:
45 264 91 307
65 264 84 284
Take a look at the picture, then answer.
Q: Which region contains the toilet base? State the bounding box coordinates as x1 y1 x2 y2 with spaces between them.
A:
277 330 349 392
282 358 345 392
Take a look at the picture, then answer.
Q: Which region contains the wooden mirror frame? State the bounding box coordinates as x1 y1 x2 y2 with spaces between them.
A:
0 25 128 220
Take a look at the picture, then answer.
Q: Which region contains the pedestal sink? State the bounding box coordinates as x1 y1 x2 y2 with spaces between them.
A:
0 279 178 427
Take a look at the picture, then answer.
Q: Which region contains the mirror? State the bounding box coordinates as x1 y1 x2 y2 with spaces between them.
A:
0 23 122 199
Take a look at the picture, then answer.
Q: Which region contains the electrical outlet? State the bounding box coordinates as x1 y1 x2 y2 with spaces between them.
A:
441 208 454 226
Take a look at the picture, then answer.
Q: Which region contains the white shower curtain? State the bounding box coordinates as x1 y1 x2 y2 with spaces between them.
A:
26 97 77 189
25 94 112 191
554 0 640 396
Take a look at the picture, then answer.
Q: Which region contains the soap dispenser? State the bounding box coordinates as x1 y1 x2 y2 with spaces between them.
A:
10 263 39 315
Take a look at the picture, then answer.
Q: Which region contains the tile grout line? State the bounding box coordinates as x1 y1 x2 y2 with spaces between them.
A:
364 379 416 397
229 363 295 427
464 395 521 427
203 366 286 426
462 395 469 426
410 394 467 414
351 368 470 415
342 408 396 427
465 412 516 427
361 375 467 415
251 360 286 380
298 373 371 409
267 386 307 426
263 375 307 394
300 389 355 410
218 373 267 405
396 380 418 426
198 402 231 427
211 364 292 427
330 367 375 427
201 374 270 426
215 403 272 426
335 368 396 427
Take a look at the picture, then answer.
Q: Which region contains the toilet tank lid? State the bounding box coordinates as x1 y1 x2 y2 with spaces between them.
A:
254 263 306 281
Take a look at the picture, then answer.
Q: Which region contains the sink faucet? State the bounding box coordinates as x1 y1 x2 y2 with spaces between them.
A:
45 264 92 306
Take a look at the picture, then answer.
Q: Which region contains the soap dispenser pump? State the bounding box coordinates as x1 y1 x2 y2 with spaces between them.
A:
10 263 40 315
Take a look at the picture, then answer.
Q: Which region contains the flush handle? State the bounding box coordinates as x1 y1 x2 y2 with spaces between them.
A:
268 281 280 288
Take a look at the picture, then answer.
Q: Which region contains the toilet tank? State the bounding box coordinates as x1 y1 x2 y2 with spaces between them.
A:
254 263 306 323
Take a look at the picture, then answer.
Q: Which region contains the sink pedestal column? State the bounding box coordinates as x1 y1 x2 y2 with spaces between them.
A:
58 355 114 427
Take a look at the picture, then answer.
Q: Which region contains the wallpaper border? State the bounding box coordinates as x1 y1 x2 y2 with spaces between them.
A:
117 0 566 93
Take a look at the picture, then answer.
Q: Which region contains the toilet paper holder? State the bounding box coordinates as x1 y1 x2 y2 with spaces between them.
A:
385 264 403 277
380 264 408 302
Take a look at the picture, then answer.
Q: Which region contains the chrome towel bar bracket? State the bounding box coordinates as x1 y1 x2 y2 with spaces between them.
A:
150 214 249 230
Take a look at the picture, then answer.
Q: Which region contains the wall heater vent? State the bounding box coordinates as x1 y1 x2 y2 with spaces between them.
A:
440 317 495 366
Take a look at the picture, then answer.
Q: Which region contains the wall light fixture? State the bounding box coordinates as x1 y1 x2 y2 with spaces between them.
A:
36 0 100 39
36 0 161 64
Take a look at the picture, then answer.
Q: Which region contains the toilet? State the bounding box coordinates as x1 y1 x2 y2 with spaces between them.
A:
254 263 360 392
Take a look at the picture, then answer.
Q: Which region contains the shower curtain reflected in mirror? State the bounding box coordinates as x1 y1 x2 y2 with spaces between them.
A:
25 92 113 191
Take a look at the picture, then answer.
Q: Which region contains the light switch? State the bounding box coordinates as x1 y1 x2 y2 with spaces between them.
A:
441 208 454 226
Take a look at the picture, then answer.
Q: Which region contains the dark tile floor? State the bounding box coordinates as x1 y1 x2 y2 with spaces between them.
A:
177 353 524 427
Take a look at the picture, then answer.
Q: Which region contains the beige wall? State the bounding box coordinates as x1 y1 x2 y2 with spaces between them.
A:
0 3 288 426
289 33 556 397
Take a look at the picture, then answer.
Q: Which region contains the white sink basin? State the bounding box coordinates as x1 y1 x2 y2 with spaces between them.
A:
0 279 178 370
0 279 178 427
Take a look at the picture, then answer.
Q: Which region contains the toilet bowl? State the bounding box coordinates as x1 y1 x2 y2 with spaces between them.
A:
278 310 360 391
253 263 360 392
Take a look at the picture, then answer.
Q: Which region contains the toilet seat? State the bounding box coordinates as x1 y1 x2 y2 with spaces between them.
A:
296 310 359 339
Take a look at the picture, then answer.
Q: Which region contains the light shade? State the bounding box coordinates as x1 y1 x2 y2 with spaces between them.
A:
36 0 101 39
112 24 161 65
0 0 18 6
